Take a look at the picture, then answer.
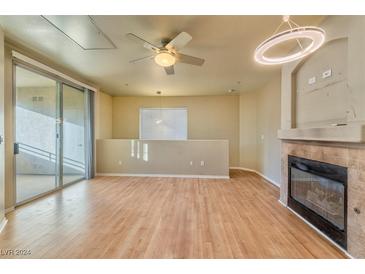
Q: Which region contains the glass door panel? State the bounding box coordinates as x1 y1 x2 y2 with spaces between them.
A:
62 84 86 184
15 66 58 203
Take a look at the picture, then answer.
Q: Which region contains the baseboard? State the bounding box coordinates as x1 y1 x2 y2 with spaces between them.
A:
5 206 15 214
285 204 353 259
256 172 280 188
230 167 280 188
96 173 230 179
0 217 8 234
230 167 257 173
278 199 287 208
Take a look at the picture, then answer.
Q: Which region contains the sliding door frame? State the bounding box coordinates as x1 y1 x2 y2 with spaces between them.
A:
12 63 60 206
12 59 89 206
61 83 86 186
56 82 63 188
13 57 85 91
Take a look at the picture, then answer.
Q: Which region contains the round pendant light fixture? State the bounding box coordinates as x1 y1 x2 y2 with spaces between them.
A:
154 51 176 67
254 16 325 65
155 91 163 125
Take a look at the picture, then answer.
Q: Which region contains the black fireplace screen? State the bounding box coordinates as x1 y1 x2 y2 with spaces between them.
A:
290 167 345 230
288 155 347 249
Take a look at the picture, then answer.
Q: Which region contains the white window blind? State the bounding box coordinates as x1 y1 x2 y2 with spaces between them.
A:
140 108 188 140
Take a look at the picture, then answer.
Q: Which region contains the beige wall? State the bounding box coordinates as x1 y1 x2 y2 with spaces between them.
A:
107 87 282 183
96 139 229 177
238 75 282 185
95 91 112 139
239 91 257 170
256 76 281 184
105 87 282 184
112 95 240 166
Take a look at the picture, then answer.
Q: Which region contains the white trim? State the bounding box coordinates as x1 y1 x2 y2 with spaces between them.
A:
230 166 257 173
278 199 287 208
258 171 280 188
230 167 280 188
12 51 97 92
285 205 353 259
0 217 8 234
5 206 14 214
96 173 229 179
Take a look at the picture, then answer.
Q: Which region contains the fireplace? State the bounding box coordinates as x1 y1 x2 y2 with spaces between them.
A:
288 155 347 249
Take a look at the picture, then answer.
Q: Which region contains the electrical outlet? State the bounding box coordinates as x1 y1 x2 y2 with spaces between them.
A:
200 161 205 166
322 69 332 79
189 161 193 166
308 76 316 85
118 160 122 165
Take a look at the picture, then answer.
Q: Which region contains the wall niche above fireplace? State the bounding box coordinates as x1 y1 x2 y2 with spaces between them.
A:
279 16 365 143
295 38 349 129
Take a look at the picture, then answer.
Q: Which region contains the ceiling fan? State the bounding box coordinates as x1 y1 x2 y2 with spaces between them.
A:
126 31 205 75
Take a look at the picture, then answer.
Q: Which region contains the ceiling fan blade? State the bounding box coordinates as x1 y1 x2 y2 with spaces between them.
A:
176 53 205 66
126 33 160 52
164 66 175 75
165 32 192 51
129 55 155 64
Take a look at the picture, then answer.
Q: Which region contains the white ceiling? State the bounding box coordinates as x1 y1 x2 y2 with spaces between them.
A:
0 15 325 96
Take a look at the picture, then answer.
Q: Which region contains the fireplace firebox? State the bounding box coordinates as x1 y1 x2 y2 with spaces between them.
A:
288 155 347 249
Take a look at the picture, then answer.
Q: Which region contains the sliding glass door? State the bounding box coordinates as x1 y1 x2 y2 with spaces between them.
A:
14 65 87 204
15 66 59 203
62 84 85 185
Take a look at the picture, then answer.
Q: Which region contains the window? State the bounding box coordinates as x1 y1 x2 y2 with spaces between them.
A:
140 108 188 140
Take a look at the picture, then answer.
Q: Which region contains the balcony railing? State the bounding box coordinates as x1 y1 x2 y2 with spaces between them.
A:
17 142 85 172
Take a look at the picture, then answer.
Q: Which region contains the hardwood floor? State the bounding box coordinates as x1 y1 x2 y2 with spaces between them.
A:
0 170 346 258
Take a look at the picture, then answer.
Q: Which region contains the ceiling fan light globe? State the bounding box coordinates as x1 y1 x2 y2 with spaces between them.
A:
154 52 176 67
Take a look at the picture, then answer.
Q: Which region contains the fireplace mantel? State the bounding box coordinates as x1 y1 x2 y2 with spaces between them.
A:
278 124 365 143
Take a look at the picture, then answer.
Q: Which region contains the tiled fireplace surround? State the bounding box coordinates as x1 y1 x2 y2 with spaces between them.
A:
280 141 365 258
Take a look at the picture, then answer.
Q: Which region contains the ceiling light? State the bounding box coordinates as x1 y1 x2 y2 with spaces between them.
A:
154 52 176 67
254 16 325 65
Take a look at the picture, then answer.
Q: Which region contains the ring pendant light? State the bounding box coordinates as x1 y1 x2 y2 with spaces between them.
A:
254 16 326 65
